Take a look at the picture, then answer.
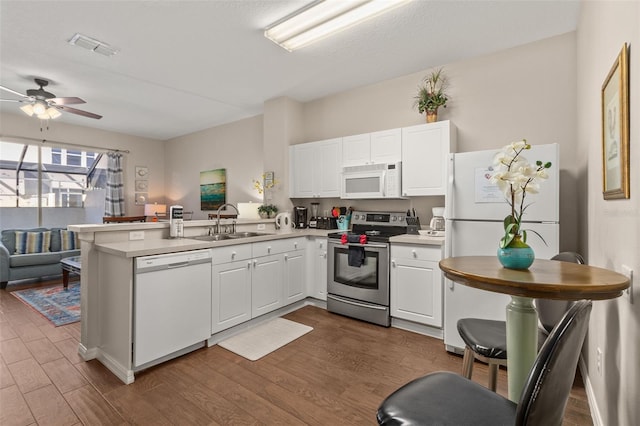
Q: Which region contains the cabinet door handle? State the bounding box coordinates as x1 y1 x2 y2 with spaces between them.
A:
247 261 251 269
391 260 396 267
412 250 417 258
253 259 257 267
322 252 327 259
231 251 236 259
267 246 271 253
284 254 288 261
294 242 298 249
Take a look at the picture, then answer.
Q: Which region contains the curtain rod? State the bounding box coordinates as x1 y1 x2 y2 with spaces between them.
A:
0 134 130 154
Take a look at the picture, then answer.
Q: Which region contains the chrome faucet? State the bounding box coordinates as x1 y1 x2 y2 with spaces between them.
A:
216 203 239 234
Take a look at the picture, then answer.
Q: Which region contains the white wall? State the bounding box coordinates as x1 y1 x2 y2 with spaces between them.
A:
299 32 578 249
577 2 639 425
0 112 165 226
163 115 264 220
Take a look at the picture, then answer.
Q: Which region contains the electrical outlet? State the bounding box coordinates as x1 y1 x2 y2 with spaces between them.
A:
621 265 633 304
596 347 603 376
257 223 266 231
129 231 145 240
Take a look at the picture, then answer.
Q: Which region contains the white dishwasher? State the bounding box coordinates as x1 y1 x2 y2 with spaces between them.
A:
134 249 212 368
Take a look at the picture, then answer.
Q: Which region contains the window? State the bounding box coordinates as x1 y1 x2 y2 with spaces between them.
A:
0 140 106 208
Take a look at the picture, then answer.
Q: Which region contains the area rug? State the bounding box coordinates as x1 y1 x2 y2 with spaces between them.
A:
218 317 313 361
11 283 81 327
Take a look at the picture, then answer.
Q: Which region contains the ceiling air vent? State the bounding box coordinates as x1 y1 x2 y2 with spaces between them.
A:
68 33 118 57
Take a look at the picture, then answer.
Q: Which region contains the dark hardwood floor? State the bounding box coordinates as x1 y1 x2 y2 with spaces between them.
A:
1 278 593 425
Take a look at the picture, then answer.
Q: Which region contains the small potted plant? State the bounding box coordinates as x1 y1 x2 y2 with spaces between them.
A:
258 204 278 219
414 68 449 123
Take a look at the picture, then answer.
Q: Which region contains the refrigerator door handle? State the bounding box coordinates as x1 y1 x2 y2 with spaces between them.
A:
445 153 455 220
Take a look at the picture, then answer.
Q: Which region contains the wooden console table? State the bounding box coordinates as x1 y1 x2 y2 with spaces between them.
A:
439 256 630 401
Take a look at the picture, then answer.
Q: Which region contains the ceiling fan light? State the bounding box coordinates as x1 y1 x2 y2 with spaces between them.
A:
20 104 35 116
46 107 62 119
32 100 47 115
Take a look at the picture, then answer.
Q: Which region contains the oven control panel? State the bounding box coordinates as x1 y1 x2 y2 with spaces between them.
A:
350 211 408 226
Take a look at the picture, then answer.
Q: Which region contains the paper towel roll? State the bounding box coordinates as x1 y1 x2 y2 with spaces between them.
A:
238 202 261 219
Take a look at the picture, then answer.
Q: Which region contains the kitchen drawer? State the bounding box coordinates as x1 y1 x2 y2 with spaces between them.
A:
391 244 441 261
252 237 305 257
212 244 252 264
279 237 306 252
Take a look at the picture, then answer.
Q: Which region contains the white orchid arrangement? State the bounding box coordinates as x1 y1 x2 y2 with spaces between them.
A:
490 139 552 249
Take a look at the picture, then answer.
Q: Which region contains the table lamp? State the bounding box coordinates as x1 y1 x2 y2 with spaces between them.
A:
144 203 167 222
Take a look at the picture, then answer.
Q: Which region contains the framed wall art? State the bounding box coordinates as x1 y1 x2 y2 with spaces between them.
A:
200 168 226 210
601 42 630 200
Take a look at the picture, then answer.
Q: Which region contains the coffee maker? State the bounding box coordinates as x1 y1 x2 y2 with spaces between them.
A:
293 206 308 229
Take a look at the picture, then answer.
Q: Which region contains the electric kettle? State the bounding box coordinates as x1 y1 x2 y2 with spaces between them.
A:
275 212 295 232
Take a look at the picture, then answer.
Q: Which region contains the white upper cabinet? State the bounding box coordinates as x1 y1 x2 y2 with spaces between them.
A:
342 133 371 166
290 138 342 198
370 128 402 164
342 129 401 166
401 121 457 196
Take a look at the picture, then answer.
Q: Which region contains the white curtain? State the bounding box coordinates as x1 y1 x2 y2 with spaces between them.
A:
105 152 125 216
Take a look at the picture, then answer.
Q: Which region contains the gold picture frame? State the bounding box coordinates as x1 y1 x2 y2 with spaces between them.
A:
601 43 630 199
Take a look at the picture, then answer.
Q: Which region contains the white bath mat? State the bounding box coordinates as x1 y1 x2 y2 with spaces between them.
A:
218 317 313 361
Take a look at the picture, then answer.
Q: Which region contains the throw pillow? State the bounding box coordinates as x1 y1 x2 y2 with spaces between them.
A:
14 231 52 254
60 230 80 251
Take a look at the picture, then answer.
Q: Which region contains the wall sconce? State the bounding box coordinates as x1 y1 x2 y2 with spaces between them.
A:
144 203 167 222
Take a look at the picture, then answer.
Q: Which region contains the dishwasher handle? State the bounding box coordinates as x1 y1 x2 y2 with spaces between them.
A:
136 256 211 274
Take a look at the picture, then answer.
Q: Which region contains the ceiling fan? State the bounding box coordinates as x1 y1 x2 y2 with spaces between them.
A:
0 78 102 120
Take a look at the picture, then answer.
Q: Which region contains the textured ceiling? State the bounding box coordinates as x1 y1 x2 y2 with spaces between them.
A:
0 1 579 140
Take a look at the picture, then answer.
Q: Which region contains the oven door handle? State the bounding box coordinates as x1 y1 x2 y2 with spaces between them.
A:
327 294 388 311
328 241 388 249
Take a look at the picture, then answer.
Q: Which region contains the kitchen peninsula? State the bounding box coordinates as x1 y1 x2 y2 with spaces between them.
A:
69 220 443 383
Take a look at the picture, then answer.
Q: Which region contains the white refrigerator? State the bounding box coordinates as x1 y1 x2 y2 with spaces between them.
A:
443 143 559 353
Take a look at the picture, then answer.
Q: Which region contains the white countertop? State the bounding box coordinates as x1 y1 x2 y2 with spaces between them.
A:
390 234 445 246
95 228 333 258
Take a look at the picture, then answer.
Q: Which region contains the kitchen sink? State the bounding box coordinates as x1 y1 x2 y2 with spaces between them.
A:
190 234 232 241
190 232 271 242
227 232 270 238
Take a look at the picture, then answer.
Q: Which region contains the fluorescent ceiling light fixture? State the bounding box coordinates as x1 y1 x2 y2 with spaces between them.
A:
265 0 412 51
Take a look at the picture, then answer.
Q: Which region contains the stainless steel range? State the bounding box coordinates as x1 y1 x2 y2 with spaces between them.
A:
327 211 411 327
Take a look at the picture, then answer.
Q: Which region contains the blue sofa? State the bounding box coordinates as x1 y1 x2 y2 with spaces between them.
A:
0 228 80 289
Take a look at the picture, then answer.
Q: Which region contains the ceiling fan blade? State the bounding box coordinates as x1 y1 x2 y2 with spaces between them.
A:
49 97 86 105
57 105 102 119
0 98 25 103
0 85 28 98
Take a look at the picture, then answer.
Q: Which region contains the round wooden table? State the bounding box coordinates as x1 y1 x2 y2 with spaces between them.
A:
439 256 630 402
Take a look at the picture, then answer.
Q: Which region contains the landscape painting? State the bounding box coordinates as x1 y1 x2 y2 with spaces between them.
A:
200 168 226 210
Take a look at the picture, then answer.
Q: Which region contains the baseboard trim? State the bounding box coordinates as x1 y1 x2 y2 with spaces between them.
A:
77 343 97 361
391 317 444 340
97 351 135 384
579 355 603 426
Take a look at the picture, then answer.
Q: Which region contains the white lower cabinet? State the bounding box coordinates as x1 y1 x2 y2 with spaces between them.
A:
211 245 252 333
252 254 284 317
307 237 327 301
212 237 307 333
284 249 306 304
390 244 443 327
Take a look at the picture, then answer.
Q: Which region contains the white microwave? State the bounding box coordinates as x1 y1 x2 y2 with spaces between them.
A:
341 162 403 199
